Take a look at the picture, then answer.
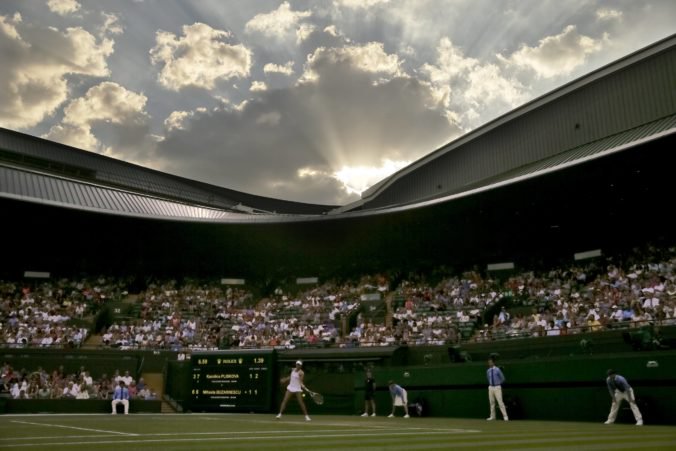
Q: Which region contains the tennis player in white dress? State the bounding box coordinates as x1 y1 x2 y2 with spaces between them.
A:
276 360 311 421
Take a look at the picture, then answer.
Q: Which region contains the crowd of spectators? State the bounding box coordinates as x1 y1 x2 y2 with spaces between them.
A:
348 271 500 346
1 246 674 351
0 363 157 401
477 245 676 341
348 245 676 345
0 277 127 349
100 277 372 351
246 277 375 348
100 279 250 350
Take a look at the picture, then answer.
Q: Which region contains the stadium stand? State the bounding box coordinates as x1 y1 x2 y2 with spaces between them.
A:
2 245 673 352
0 36 674 424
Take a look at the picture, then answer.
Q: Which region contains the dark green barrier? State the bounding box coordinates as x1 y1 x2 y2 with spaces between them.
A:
6 327 675 423
3 399 161 414
0 352 138 380
0 348 177 378
361 350 676 424
446 325 676 363
165 360 191 404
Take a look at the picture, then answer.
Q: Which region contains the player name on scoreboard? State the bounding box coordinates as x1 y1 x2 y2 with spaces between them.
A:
190 350 276 412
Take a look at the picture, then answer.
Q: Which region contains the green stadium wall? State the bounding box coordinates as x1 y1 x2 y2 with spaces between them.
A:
357 351 676 424
3 327 676 422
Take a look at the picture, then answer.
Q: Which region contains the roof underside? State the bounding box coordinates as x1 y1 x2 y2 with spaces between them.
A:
1 112 673 223
2 132 673 278
353 34 676 211
0 165 245 221
0 127 335 215
386 113 676 209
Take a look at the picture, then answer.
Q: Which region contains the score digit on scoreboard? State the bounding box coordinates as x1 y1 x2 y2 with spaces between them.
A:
190 349 276 412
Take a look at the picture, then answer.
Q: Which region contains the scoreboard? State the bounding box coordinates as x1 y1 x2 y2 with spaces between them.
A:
190 349 276 412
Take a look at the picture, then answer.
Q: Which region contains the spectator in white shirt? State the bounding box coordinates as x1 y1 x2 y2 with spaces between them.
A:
82 371 93 387
121 370 133 386
62 381 79 398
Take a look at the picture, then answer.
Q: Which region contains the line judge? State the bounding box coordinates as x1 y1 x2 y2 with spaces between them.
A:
486 358 508 421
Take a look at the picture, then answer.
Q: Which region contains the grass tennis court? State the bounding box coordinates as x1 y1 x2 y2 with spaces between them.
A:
0 414 674 450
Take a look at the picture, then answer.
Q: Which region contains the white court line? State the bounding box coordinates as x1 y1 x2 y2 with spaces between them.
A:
0 428 448 441
10 420 138 437
0 413 235 417
2 412 246 418
243 419 475 432
0 435 118 442
2 414 119 417
0 429 480 448
242 418 468 430
245 419 398 429
141 428 462 437
117 428 415 436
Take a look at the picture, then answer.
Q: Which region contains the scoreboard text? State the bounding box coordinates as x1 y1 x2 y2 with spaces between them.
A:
190 350 276 412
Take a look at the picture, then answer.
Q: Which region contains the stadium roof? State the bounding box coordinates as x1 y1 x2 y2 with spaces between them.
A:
0 127 336 216
334 112 676 213
0 165 241 221
0 34 674 223
338 33 676 212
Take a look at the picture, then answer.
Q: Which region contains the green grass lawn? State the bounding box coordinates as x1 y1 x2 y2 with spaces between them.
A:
0 413 674 450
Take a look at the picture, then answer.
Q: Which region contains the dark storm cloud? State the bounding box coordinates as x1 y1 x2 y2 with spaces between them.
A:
157 56 460 204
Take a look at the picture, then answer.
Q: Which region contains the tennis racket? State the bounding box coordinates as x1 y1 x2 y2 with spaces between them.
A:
303 387 324 405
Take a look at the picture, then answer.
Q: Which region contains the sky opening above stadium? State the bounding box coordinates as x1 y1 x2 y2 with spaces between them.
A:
1 0 675 205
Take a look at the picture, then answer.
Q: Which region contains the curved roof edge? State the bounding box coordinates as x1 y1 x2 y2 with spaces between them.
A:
1 124 671 224
1 35 673 220
0 126 336 215
357 33 676 206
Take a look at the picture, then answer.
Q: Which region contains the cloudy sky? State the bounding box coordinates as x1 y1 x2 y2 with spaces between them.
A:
1 0 674 205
